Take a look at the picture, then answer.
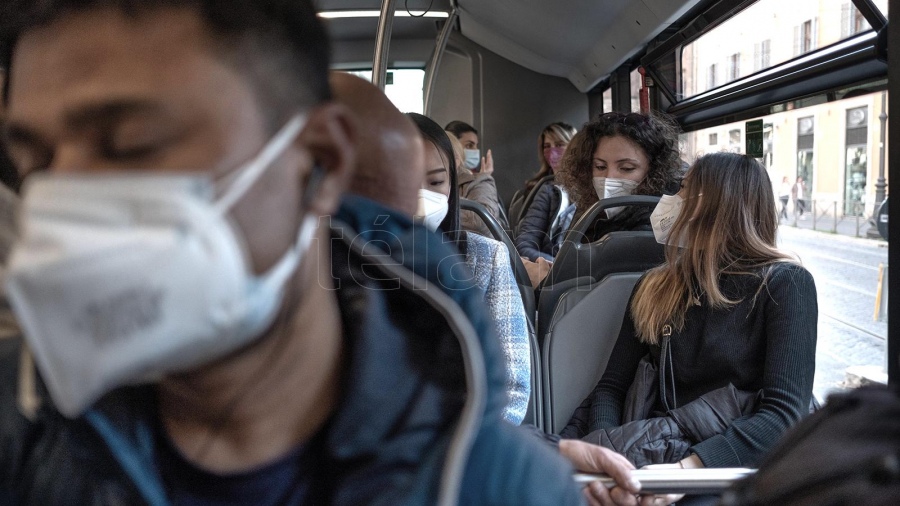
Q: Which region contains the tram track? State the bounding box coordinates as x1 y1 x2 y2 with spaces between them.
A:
822 313 886 341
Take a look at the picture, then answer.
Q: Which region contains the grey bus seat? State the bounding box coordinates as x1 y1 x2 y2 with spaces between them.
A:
541 272 643 434
534 196 666 434
494 193 511 235
459 198 541 429
540 196 662 289
513 174 554 237
507 189 525 232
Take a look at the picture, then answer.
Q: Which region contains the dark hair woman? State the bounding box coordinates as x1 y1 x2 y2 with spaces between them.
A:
407 113 531 425
554 111 682 243
561 153 817 480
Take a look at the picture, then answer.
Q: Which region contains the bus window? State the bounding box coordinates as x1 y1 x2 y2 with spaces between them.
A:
341 68 425 114
681 0 888 99
630 68 642 113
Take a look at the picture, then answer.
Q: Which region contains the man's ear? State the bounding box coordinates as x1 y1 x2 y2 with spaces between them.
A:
298 102 358 215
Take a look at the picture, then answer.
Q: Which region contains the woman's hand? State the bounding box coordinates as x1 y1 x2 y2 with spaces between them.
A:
558 439 641 506
521 256 552 287
481 149 494 175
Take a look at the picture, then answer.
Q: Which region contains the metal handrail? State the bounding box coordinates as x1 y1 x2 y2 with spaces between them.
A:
371 0 397 90
424 8 459 116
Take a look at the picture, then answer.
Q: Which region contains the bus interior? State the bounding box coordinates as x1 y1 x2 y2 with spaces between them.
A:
321 0 897 421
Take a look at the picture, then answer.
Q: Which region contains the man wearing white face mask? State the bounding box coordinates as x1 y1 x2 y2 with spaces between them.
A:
0 1 585 505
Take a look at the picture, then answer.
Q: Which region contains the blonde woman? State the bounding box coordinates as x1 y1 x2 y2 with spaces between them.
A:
561 152 818 474
522 122 578 195
514 123 578 262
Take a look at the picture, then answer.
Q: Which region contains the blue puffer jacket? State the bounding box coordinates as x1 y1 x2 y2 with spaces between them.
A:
0 195 582 506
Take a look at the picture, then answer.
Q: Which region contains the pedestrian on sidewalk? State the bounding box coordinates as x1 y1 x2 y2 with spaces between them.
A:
779 176 791 221
792 176 808 220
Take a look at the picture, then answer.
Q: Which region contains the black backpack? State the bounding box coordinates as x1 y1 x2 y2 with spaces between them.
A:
721 385 900 506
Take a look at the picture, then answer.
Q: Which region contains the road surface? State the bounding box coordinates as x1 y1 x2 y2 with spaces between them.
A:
777 226 887 401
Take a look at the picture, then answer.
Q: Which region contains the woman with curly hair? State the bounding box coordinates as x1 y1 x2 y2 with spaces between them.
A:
555 112 683 243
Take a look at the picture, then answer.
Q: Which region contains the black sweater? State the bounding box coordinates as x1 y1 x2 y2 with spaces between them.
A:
587 262 818 467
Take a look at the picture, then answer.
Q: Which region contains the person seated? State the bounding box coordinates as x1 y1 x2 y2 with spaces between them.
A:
515 122 577 264
555 112 682 243
332 75 650 506
510 121 577 227
445 119 493 175
520 122 578 198
445 132 509 236
0 1 589 504
561 153 818 473
519 112 683 288
408 113 530 425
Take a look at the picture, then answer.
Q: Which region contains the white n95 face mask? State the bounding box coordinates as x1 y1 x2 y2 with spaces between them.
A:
650 193 686 246
414 189 449 232
593 177 640 218
464 149 481 170
5 115 317 417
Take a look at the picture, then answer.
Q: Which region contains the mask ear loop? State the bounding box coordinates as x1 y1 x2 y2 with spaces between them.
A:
214 114 307 215
254 164 326 288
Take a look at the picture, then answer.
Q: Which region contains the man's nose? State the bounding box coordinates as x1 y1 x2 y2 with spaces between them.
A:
47 144 98 174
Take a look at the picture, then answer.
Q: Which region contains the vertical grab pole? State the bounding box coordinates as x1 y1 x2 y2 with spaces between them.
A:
424 8 459 116
372 0 398 91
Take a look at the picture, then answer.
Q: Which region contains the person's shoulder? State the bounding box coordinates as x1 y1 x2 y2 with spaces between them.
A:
459 422 583 505
466 232 503 252
765 261 816 294
465 233 511 278
472 173 497 186
769 261 812 279
457 167 476 186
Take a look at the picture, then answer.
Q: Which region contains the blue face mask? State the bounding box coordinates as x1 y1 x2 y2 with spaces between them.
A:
464 149 481 170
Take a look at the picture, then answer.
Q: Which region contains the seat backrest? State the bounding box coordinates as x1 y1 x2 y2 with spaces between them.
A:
541 196 662 289
541 272 643 434
506 190 525 232
513 174 554 236
494 192 511 234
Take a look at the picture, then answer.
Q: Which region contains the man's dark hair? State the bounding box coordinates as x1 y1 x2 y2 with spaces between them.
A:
444 120 478 139
0 0 331 125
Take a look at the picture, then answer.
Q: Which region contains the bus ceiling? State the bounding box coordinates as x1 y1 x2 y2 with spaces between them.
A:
320 0 713 91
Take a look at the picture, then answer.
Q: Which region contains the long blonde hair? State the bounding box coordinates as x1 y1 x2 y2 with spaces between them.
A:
631 152 794 344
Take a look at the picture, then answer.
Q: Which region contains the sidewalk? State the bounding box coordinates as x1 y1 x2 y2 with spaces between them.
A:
780 200 887 241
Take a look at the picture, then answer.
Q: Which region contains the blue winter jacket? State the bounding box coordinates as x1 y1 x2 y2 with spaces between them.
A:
0 195 582 505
